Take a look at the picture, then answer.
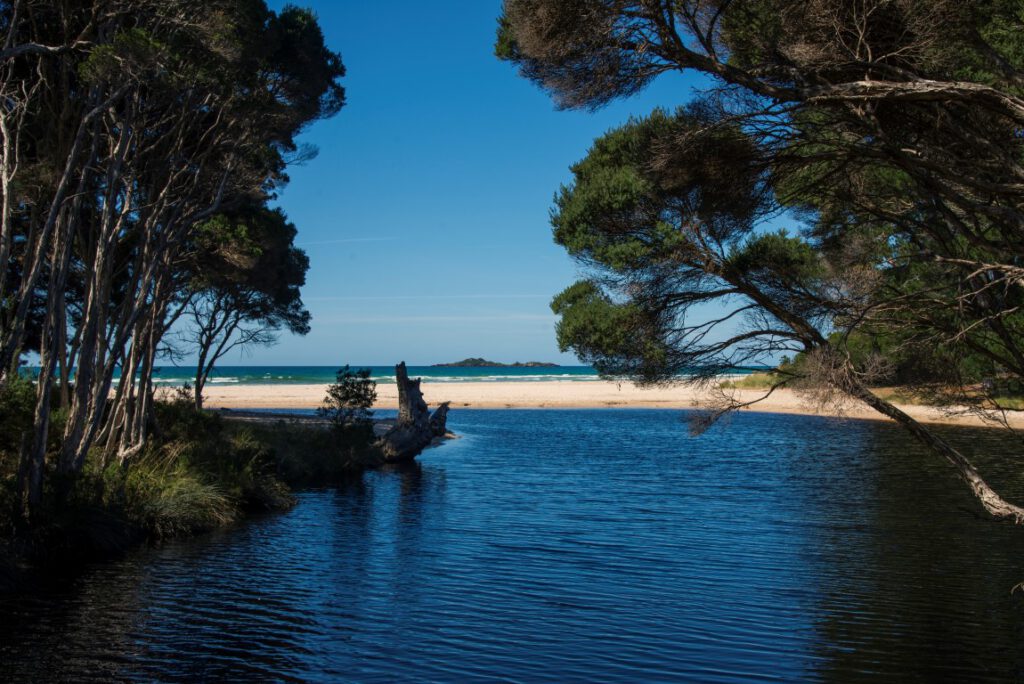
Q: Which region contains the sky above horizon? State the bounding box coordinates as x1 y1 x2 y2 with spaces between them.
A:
225 0 709 366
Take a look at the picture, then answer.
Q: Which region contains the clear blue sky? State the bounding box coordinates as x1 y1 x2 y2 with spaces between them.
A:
231 0 707 366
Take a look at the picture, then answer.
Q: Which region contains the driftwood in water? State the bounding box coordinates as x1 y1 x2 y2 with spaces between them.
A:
378 362 450 462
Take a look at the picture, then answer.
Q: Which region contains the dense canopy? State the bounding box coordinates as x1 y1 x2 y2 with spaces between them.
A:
0 0 344 520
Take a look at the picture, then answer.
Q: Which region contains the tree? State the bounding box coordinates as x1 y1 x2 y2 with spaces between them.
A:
498 1 1024 521
319 366 377 446
0 0 345 520
183 206 311 409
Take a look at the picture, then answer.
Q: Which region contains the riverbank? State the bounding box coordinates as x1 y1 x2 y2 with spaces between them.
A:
197 380 1024 429
0 401 381 590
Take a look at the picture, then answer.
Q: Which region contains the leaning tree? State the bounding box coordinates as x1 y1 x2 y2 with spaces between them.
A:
498 0 1024 521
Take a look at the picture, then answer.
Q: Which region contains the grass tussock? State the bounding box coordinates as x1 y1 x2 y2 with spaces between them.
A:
120 455 237 538
871 386 1024 411
992 396 1024 411
717 373 1024 413
871 387 937 406
718 372 784 390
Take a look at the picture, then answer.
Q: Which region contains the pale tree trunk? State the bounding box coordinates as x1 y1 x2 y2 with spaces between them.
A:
846 378 1024 523
195 307 242 412
100 339 138 463
59 120 138 473
121 296 166 459
0 87 123 380
18 205 76 515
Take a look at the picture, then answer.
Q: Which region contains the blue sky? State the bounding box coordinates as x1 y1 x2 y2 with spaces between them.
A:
232 0 708 366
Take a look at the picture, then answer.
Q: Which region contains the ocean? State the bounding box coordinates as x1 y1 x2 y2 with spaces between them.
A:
136 364 765 386
144 365 602 386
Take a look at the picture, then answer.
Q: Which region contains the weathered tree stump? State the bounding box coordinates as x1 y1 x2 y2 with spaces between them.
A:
378 362 450 462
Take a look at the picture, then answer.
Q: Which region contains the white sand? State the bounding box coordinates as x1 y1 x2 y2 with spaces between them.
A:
190 380 1024 429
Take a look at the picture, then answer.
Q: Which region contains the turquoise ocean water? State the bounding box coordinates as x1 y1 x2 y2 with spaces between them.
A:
25 365 766 386
134 365 763 386
145 365 602 386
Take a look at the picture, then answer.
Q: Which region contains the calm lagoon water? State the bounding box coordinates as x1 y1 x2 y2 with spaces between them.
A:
3 409 1024 682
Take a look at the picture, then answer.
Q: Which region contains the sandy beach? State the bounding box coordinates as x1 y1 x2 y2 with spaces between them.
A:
193 380 1024 429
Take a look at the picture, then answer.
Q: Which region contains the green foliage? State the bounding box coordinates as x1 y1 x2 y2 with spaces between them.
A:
262 5 347 122
829 327 1003 387
551 281 669 381
151 400 294 514
245 420 377 486
154 388 224 442
726 231 827 301
0 375 35 534
552 107 767 273
546 107 809 382
0 374 34 457
0 0 353 543
494 14 520 61
499 0 1024 397
192 205 311 336
79 28 167 84
2 397 298 551
319 366 377 444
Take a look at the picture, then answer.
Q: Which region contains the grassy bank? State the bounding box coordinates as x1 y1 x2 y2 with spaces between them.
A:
0 390 376 582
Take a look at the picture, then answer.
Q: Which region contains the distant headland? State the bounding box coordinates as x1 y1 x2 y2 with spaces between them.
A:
433 358 560 368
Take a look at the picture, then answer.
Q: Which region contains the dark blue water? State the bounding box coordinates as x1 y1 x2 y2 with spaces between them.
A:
3 410 1024 682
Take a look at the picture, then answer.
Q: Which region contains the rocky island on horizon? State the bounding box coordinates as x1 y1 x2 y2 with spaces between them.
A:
433 357 560 368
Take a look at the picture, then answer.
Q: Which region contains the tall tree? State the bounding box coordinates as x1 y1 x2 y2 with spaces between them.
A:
0 0 344 518
498 0 1024 521
183 206 311 409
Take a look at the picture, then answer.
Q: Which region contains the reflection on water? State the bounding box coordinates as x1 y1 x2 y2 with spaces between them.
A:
2 409 1024 682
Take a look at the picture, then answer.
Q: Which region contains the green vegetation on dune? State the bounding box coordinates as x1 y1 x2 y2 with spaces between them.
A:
718 373 784 391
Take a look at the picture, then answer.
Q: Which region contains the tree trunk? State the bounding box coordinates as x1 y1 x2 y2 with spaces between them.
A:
378 362 450 462
846 378 1024 523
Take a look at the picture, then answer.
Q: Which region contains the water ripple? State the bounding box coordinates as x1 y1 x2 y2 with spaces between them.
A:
3 409 1024 682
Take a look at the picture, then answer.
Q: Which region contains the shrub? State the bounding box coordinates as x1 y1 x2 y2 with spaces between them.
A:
319 365 377 446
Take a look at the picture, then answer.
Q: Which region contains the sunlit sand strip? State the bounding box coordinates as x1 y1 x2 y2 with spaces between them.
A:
192 381 1024 429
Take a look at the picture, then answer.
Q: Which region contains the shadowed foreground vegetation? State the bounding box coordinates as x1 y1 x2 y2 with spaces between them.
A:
0 0 359 582
0 378 377 582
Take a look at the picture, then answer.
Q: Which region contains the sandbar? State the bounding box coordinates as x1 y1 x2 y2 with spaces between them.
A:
190 380 1024 429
